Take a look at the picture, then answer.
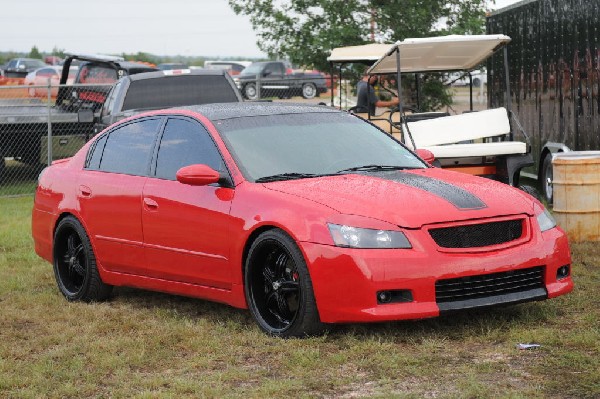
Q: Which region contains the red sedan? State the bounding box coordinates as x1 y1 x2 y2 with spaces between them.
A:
32 103 573 337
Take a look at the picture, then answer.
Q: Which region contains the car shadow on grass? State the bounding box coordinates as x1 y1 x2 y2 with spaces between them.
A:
110 286 558 340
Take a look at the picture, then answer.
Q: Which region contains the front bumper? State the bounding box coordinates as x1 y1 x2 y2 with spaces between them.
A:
301 226 573 324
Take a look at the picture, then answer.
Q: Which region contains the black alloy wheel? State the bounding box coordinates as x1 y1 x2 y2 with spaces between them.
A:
245 229 324 337
53 216 112 301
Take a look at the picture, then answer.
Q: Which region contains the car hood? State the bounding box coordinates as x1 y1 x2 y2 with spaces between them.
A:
262 168 534 229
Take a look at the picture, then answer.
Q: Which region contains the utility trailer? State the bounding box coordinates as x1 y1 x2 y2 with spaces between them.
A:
486 0 600 203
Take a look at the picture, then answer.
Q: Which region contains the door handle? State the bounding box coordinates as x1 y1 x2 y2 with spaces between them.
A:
143 197 159 210
78 185 92 197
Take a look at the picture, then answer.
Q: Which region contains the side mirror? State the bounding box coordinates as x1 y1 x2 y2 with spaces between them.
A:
416 149 436 166
262 70 272 77
176 164 221 186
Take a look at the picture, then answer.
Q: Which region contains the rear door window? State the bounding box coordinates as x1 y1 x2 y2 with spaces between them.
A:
97 118 162 176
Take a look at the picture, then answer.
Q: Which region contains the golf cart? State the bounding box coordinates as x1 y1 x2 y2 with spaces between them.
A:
328 35 534 190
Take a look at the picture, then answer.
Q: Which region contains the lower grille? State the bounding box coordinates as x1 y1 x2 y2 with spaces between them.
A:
429 219 523 248
436 266 546 311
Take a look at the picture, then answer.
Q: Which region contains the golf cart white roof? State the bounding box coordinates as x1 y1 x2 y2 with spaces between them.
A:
327 43 394 63
367 34 511 74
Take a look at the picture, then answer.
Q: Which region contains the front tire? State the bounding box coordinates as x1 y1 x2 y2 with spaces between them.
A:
53 216 112 301
302 83 317 99
244 83 259 100
541 153 553 204
245 229 324 337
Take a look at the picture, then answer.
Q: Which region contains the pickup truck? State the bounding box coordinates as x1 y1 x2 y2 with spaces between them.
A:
233 61 327 100
57 53 158 111
0 64 242 184
94 68 242 132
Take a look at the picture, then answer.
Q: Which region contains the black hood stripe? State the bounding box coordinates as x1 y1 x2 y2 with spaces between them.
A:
364 171 487 210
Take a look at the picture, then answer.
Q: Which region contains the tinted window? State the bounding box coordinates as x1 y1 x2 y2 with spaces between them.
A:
86 134 108 169
155 118 224 180
78 64 118 84
218 112 425 181
99 118 161 175
122 75 238 111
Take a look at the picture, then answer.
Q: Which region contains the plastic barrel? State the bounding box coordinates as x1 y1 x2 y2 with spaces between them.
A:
552 151 600 242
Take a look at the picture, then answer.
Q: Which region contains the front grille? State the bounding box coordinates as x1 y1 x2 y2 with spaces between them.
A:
429 219 523 248
435 266 545 305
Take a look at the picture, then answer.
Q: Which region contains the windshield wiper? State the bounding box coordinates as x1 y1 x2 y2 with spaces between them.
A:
335 165 416 174
255 173 327 183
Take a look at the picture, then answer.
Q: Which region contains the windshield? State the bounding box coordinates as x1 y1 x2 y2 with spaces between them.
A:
216 112 426 182
240 63 264 75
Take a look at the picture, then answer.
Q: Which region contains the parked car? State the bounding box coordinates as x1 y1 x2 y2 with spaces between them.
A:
2 58 47 78
24 65 78 98
445 69 487 87
32 103 573 337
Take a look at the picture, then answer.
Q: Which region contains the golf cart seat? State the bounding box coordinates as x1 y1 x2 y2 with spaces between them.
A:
404 107 527 158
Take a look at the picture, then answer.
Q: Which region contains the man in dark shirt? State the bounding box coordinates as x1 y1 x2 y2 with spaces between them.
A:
355 74 399 115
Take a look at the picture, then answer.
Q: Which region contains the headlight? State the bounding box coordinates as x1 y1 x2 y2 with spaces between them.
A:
328 224 412 249
537 207 557 232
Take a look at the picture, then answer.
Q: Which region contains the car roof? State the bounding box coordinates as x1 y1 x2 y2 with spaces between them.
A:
173 102 339 122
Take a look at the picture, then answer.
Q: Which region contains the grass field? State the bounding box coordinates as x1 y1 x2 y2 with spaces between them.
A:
1 196 598 398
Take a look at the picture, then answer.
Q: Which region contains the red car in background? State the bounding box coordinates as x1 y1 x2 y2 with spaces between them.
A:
24 66 78 98
31 103 573 337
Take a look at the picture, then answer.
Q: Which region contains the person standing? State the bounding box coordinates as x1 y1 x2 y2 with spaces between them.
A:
355 74 399 115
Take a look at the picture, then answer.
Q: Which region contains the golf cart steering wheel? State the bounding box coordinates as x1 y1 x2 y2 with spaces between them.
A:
388 105 420 127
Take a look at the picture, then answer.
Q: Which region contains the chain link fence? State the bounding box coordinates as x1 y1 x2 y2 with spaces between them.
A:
0 77 340 197
0 81 108 196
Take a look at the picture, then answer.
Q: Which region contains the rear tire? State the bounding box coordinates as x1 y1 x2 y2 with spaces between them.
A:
245 229 325 337
53 216 112 302
541 153 553 204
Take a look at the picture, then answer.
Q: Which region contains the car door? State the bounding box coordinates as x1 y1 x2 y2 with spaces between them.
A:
78 117 162 275
141 116 235 289
262 62 289 96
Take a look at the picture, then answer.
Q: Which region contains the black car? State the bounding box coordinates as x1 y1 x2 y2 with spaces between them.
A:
56 54 158 111
2 58 47 78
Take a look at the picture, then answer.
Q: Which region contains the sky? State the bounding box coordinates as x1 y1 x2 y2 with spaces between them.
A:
1 0 523 59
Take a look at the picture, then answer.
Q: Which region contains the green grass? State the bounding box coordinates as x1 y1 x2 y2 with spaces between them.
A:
1 196 598 398
0 159 40 196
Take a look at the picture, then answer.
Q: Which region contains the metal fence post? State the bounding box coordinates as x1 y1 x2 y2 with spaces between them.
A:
47 77 52 166
256 73 261 100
